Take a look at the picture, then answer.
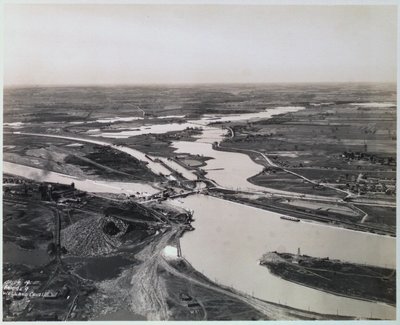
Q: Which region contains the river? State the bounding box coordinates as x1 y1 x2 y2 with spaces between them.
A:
88 106 304 139
173 195 395 319
10 132 172 176
172 128 294 194
162 106 395 319
4 106 396 319
3 161 159 197
171 124 339 200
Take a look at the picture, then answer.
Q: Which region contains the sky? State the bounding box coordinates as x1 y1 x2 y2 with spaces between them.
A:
3 4 397 85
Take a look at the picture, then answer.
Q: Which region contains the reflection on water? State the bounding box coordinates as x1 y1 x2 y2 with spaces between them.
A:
175 195 395 319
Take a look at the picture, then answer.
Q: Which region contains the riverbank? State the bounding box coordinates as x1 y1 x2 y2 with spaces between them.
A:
210 189 396 236
3 161 160 197
176 194 395 319
4 84 396 320
260 252 396 306
219 101 396 232
2 176 192 321
161 256 352 320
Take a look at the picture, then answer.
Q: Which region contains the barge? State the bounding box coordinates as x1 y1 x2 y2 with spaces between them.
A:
280 215 300 222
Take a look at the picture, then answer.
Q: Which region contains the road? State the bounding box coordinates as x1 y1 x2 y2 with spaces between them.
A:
212 140 348 202
8 131 392 233
217 141 352 198
159 257 331 320
65 294 79 321
9 131 348 203
217 128 357 200
5 129 393 319
7 132 171 176
8 131 205 183
8 131 387 230
127 226 181 320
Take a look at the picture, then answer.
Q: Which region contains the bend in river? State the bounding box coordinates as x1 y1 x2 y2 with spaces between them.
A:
4 106 395 319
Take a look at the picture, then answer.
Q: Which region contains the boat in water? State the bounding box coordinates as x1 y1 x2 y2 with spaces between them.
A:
280 215 300 222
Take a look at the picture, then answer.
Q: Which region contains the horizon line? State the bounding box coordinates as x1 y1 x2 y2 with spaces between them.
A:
4 81 397 88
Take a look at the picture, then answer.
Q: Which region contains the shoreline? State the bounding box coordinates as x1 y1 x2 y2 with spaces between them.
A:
209 190 396 238
260 252 396 307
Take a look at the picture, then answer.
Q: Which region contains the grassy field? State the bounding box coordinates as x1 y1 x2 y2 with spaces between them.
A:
220 98 395 204
248 169 342 198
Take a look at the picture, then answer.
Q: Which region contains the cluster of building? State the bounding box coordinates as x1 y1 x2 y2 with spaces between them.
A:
225 133 274 144
3 176 33 195
154 127 202 141
341 151 396 167
3 177 81 202
336 173 396 195
3 177 32 185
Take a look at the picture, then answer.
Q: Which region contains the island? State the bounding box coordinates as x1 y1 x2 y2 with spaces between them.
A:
259 251 396 305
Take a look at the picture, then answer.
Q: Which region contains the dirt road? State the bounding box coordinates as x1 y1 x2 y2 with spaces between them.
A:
127 226 181 320
159 258 334 320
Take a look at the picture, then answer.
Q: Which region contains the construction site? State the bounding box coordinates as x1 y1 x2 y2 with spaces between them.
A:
2 83 396 320
3 175 357 321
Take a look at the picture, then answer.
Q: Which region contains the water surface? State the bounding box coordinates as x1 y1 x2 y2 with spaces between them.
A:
175 195 395 319
3 161 158 196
